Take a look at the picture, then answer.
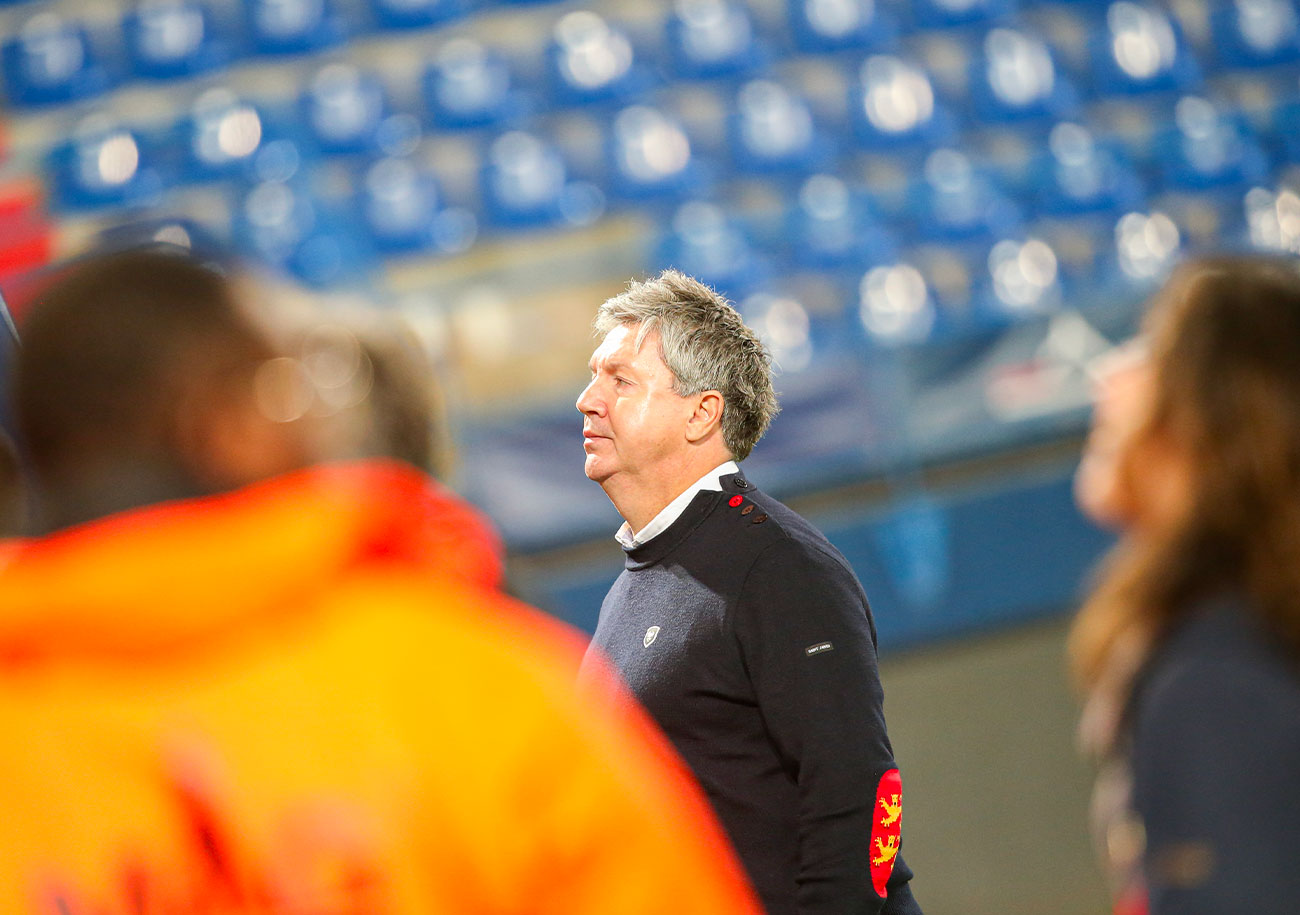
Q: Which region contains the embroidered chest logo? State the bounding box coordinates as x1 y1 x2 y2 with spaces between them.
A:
643 626 660 648
869 768 903 897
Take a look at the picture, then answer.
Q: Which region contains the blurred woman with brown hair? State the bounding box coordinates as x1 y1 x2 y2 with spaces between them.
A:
1071 255 1300 915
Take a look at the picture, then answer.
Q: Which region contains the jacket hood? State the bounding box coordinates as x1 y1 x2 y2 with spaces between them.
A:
0 460 503 663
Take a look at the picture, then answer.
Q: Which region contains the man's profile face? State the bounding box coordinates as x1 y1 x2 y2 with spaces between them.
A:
576 323 694 487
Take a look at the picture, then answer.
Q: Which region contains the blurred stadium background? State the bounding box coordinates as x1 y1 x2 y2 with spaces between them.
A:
5 0 1300 908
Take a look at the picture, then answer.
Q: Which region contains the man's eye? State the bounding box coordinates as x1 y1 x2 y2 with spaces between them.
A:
614 377 631 387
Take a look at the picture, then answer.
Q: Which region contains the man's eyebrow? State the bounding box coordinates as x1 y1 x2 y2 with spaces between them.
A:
591 358 635 375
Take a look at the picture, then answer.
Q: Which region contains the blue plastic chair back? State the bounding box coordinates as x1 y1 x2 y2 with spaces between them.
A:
1211 0 1300 68
656 200 765 298
608 104 702 200
787 173 896 269
246 0 347 56
2 14 112 108
548 11 646 106
1111 208 1183 284
1089 1 1200 95
909 148 1021 243
1154 95 1270 192
731 79 831 174
424 38 527 129
236 178 371 286
123 0 232 80
302 63 388 155
182 88 276 181
666 0 765 79
982 236 1063 316
47 115 165 211
1243 185 1300 254
851 55 955 149
970 27 1078 123
857 261 937 344
360 156 478 254
481 130 605 228
789 0 896 53
1031 121 1144 217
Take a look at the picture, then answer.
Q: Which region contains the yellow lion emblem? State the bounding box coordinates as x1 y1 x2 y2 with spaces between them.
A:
872 835 899 867
878 793 901 828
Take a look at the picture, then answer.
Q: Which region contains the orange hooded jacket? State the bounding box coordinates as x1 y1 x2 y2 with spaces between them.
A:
0 461 760 915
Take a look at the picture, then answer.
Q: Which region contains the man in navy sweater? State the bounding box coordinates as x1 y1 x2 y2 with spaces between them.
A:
576 270 921 915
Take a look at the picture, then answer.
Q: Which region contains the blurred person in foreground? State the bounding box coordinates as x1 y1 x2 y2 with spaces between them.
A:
1072 256 1300 915
576 270 920 915
0 247 761 914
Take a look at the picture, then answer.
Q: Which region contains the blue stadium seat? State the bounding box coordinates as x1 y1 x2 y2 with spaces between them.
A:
358 155 477 254
981 235 1063 317
786 173 897 269
1242 184 1300 254
788 0 897 54
122 0 233 81
1089 1 1200 95
969 27 1079 123
424 38 530 129
851 55 956 150
856 260 938 344
1109 207 1183 284
739 291 820 375
1210 0 1300 69
607 104 705 201
480 130 606 228
368 0 465 30
908 148 1022 243
912 0 1016 29
730 79 834 175
301 63 389 155
2 13 113 108
245 0 348 56
46 114 165 211
665 0 767 80
181 87 298 182
1029 122 1144 217
1153 95 1270 191
547 10 651 106
235 178 371 286
1269 92 1300 163
654 199 767 298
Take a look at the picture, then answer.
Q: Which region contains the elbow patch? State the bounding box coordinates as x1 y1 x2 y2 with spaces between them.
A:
870 768 903 898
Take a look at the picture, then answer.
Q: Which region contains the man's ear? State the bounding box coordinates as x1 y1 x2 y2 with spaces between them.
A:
685 390 724 444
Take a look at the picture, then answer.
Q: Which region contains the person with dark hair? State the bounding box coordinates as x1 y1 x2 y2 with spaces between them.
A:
0 248 762 914
14 248 312 532
1071 256 1300 915
576 269 921 915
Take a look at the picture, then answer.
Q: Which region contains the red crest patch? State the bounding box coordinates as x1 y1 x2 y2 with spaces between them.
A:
869 768 903 898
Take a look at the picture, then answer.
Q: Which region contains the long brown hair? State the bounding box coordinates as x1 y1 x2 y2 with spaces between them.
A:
1070 256 1300 724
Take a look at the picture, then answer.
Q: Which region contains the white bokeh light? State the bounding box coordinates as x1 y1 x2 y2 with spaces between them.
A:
861 57 934 134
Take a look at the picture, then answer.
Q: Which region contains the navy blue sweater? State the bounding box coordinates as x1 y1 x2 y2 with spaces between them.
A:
1130 594 1300 914
580 471 920 915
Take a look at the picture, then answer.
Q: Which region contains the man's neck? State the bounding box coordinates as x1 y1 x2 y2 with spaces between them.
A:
603 456 734 534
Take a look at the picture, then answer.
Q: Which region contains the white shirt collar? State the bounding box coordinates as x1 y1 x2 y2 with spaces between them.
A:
615 461 740 549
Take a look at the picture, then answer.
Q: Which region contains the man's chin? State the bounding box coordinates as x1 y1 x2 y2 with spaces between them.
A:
583 457 614 485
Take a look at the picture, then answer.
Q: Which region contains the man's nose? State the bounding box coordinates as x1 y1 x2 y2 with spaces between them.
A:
576 379 601 415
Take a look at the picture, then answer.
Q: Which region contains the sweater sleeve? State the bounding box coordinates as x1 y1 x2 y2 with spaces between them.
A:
1132 650 1300 915
733 537 919 915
